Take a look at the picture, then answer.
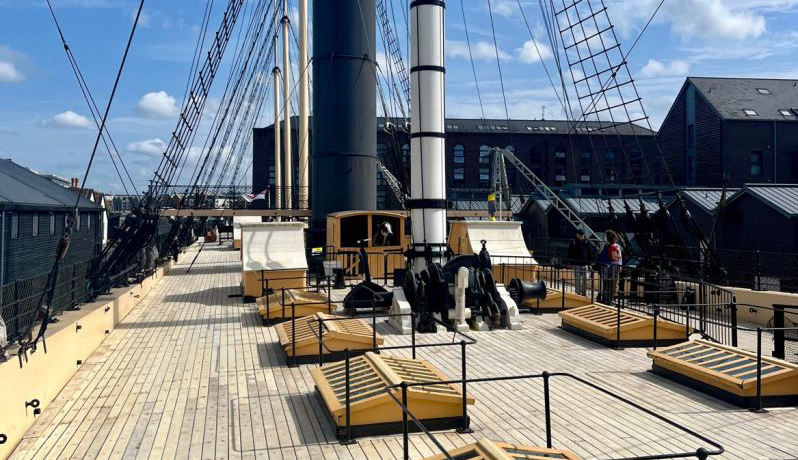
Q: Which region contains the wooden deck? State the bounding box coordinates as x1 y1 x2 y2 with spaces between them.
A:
9 244 798 460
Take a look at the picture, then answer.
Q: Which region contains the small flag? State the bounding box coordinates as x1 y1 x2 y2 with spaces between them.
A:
242 189 268 203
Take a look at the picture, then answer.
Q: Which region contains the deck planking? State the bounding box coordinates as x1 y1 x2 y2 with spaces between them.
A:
9 244 798 460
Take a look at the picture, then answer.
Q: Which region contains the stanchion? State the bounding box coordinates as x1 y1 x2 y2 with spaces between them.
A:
318 317 324 366
615 303 622 350
653 306 659 350
543 371 552 448
402 382 409 460
456 340 472 434
411 312 416 359
751 327 767 413
290 303 297 367
372 298 378 352
341 348 356 445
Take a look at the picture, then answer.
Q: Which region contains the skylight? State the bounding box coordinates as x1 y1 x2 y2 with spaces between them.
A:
743 108 758 116
756 88 771 95
779 109 794 117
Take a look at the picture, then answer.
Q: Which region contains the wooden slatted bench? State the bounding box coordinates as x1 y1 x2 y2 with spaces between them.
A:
423 438 581 460
310 352 474 439
274 313 383 364
559 304 690 347
649 339 798 407
256 289 331 325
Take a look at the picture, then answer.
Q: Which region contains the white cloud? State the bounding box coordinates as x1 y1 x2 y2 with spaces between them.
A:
447 40 511 62
610 0 768 41
640 59 690 77
0 45 28 82
0 61 23 82
45 111 93 129
136 91 179 118
127 138 166 156
516 40 553 64
491 0 514 17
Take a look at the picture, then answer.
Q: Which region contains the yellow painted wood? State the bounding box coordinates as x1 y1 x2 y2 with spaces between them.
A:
310 352 474 427
273 313 383 357
256 289 330 320
241 269 306 297
559 304 689 342
325 210 408 279
649 340 798 397
423 438 582 460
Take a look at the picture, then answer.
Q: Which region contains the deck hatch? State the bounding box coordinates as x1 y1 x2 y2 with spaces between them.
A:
559 304 689 347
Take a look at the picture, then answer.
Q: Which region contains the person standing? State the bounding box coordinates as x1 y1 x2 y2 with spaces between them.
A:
567 229 592 296
598 230 623 304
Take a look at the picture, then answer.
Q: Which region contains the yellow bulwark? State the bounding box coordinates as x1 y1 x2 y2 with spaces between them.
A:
559 304 689 347
423 439 581 460
311 352 474 438
256 289 330 324
274 313 383 362
649 339 798 407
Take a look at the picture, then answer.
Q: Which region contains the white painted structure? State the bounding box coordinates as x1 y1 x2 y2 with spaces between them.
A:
240 222 307 272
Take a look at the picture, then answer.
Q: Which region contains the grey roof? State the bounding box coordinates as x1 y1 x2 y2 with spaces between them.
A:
740 185 798 217
452 195 526 213
689 77 798 121
677 188 737 213
0 159 99 211
563 197 659 216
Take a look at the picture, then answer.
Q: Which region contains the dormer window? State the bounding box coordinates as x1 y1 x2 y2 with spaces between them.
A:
756 88 771 95
779 109 794 117
743 108 758 116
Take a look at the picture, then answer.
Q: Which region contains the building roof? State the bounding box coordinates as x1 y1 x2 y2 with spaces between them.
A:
563 197 660 216
452 195 526 214
0 159 100 211
676 188 737 213
260 116 657 136
729 185 798 217
688 77 798 121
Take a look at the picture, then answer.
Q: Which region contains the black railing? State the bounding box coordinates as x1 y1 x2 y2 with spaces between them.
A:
0 256 148 347
385 372 724 460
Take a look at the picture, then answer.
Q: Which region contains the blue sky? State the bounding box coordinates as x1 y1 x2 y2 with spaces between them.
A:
1 0 797 193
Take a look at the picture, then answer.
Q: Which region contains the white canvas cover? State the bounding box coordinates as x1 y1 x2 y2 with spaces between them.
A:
241 222 308 271
464 221 537 265
233 216 263 240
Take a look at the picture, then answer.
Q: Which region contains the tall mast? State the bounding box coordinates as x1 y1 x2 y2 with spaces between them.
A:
281 0 293 209
297 0 310 210
272 32 282 212
409 0 446 270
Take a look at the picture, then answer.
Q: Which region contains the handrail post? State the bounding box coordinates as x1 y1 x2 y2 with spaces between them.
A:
615 301 622 350
265 279 271 322
341 348 356 444
401 382 409 460
372 297 378 353
290 303 297 367
751 327 767 413
653 306 659 350
543 371 552 448
383 253 388 287
318 317 324 366
327 274 332 314
411 312 416 359
730 301 738 347
281 287 286 320
456 340 473 433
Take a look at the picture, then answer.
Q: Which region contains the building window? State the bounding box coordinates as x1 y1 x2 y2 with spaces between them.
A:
377 143 387 160
687 123 695 148
479 145 490 164
32 213 39 237
751 151 763 176
581 150 591 161
479 168 490 184
555 151 566 159
11 213 19 239
605 150 616 162
743 108 758 116
454 145 465 164
402 144 410 165
76 211 81 231
756 88 771 95
268 165 275 185
87 213 91 230
453 167 464 186
49 213 55 235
